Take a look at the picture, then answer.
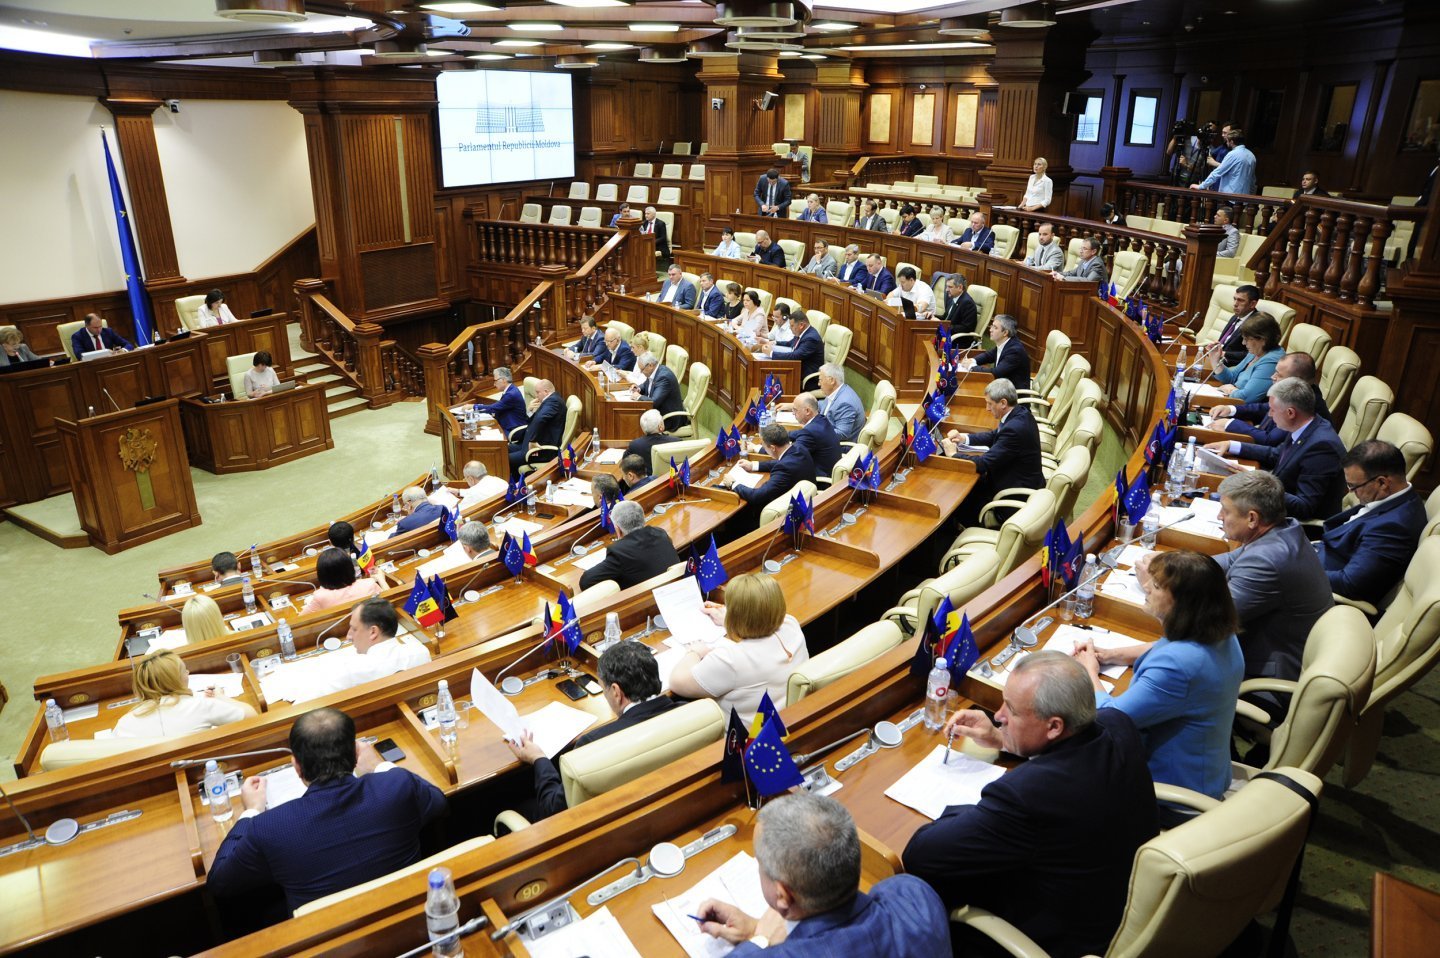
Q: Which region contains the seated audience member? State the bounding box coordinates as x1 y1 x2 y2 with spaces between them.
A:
952 211 995 255
114 649 256 738
0 327 41 366
302 547 383 614
182 594 227 644
1318 440 1427 605
1207 376 1347 521
640 206 670 260
713 226 744 259
505 642 677 819
1020 157 1053 211
393 485 445 535
592 473 623 508
1212 471 1332 703
812 362 864 443
619 453 652 494
1075 550 1243 802
695 272 727 319
657 264 695 309
509 379 565 476
579 500 681 591
799 238 837 279
919 206 954 245
212 551 244 585
759 302 794 345
457 521 491 560
624 409 679 466
207 706 446 914
938 274 978 335
897 204 923 238
572 316 604 359
586 329 637 372
1214 207 1240 258
886 266 936 319
698 794 952 957
742 393 839 477
1208 313 1284 403
1208 351 1330 442
669 573 809 724
1099 202 1124 225
1023 222 1064 271
457 460 497 506
1207 284 1262 368
902 653 1157 958
720 423 816 518
964 314 1031 392
70 312 134 357
608 202 631 228
244 351 280 399
730 290 769 342
855 199 888 232
835 244 867 286
316 597 432 696
327 520 359 558
763 310 824 384
721 282 745 321
633 351 686 426
1293 170 1329 198
1053 236 1108 285
856 254 897 296
750 230 787 268
942 378 1044 525
198 288 238 327
797 193 828 223
475 367 529 437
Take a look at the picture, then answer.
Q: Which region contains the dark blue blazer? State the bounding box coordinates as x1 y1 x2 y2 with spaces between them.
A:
207 768 446 914
898 218 923 237
640 364 685 421
70 325 133 357
596 340 637 372
773 325 825 384
573 332 605 359
736 443 815 506
902 710 1157 958
941 292 978 337
395 501 446 534
531 696 678 818
974 338 1031 393
729 875 951 957
953 226 995 255
1225 385 1331 444
964 406 1045 495
478 384 529 437
753 174 793 216
837 258 868 286
696 284 727 319
753 242 787 268
856 267 897 296
1318 488 1426 605
769 414 841 477
519 393 566 452
1237 417 1347 521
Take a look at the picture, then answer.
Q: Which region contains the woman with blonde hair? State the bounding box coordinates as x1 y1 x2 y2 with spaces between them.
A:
114 650 254 738
181 594 227 644
668 573 809 723
1020 156 1053 211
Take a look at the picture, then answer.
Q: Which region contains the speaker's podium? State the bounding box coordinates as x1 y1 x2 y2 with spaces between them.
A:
56 399 201 554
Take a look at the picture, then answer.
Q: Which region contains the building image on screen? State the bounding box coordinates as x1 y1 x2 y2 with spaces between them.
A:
436 71 575 188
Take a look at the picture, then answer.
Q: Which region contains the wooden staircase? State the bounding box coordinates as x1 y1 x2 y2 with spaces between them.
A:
286 322 368 419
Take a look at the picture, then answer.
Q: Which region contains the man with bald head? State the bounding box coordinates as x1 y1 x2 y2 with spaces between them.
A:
509 378 565 476
773 393 841 476
585 328 636 372
1207 351 1330 444
750 229 787 268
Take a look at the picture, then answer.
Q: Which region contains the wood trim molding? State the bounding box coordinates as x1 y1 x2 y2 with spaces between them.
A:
102 98 185 287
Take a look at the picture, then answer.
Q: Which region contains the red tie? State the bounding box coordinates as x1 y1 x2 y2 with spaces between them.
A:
94 333 103 351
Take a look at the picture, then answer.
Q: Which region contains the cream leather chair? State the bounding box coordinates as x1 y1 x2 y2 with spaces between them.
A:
1125 213 1155 231
664 343 689 385
982 446 1091 529
1210 231 1268 289
657 186 682 206
775 296 803 319
519 395 581 475
225 354 253 398
1018 330 1072 401
633 162 654 177
1035 378 1101 455
655 211 676 248
605 321 635 344
760 480 817 526
878 207 900 231
746 287 773 316
595 183 619 202
698 142 709 155
1041 407 1103 477
633 332 666 368
688 163 705 179
625 185 650 205
651 438 711 477
885 549 1003 637
39 736 163 771
548 205 572 226
1256 297 1297 344
952 768 1323 958
174 294 206 331
293 835 496 917
568 182 590 200
577 206 602 229
871 380 897 417
660 163 683 179
913 174 939 186
1336 376 1393 448
674 142 693 155
942 489 1057 577
826 200 854 226
519 203 542 224
771 142 791 157
666 362 709 438
1318 345 1360 415
847 409 890 457
1019 354 1090 430
734 231 757 258
1110 250 1148 300
991 225 1020 259
1063 236 1085 272
951 284 996 347
59 318 110 360
778 239 805 270
1283 323 1331 368
1375 413 1433 482
805 325 852 391
787 622 906 705
1341 538 1440 786
1425 486 1440 540
807 310 831 336
1189 284 1239 349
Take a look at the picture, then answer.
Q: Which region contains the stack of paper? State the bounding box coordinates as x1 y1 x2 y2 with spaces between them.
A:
475 427 506 441
261 764 307 809
523 907 643 958
1042 625 1145 679
462 473 512 504
494 517 544 539
168 581 194 600
418 540 473 581
1183 495 1226 538
723 463 764 489
147 628 190 651
884 744 1005 819
655 578 727 647
469 668 598 756
774 410 800 425
187 672 246 697
652 852 769 958
428 488 461 510
228 612 274 633
259 652 341 704
364 527 393 548
1099 567 1148 606
573 548 609 571
595 448 624 465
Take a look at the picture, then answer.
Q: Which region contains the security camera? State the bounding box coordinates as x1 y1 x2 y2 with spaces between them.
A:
711 97 724 110
165 99 180 114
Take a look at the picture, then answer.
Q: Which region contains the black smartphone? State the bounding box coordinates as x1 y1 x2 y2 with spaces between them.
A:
572 671 603 696
537 510 556 520
374 737 406 762
556 679 589 701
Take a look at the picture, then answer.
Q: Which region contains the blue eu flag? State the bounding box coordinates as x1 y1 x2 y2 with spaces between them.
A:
101 130 154 346
500 532 525 577
744 715 804 797
402 572 429 618
1124 470 1151 525
946 613 978 686
912 418 938 463
697 535 728 594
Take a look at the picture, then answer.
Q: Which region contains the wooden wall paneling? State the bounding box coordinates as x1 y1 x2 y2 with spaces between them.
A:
103 99 186 289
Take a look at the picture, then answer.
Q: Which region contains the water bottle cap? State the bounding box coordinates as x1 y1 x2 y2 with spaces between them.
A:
428 867 450 886
935 658 948 670
45 698 56 707
438 679 449 689
205 759 218 770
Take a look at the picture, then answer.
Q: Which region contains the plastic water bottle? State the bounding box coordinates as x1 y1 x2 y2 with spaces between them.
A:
1141 492 1162 547
425 867 462 957
278 620 296 662
525 488 538 516
1074 555 1098 620
241 576 257 614
204 760 233 824
545 480 555 503
435 679 458 746
1176 344 1187 378
590 427 601 461
924 659 950 731
391 493 402 518
250 550 263 579
1184 436 1198 481
1166 447 1186 499
604 612 622 648
44 698 68 743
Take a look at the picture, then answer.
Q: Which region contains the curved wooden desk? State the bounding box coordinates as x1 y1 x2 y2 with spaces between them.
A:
178 385 332 475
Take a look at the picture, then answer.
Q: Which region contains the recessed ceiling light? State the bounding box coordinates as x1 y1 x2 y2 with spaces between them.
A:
836 41 990 52
495 39 544 47
629 23 680 33
809 21 856 32
801 53 826 59
509 22 563 31
554 54 600 69
778 50 804 57
586 42 634 50
549 0 631 7
467 52 510 60
420 2 500 12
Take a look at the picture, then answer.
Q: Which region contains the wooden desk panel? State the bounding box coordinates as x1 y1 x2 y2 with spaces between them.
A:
1372 872 1440 958
192 313 293 385
179 385 333 475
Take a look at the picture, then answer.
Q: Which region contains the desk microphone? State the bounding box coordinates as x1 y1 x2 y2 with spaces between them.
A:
171 747 292 770
566 519 606 557
310 611 353 652
493 635 562 695
297 538 329 557
141 591 185 606
1158 311 1196 354
491 858 644 942
102 388 122 412
993 561 1111 667
1 781 80 852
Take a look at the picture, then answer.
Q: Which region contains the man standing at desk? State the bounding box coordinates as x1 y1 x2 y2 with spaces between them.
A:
762 310 824 385
510 379 565 476
70 313 133 357
754 167 792 217
475 367 528 438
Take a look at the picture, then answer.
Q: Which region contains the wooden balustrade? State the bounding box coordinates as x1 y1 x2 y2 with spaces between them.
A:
1115 179 1290 235
471 219 611 271
1251 195 1420 308
292 279 406 409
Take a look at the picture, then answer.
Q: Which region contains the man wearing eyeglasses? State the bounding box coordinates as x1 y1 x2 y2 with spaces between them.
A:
1316 440 1427 606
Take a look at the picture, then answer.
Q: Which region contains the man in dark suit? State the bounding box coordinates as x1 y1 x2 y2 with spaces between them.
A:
854 253 897 296
896 204 923 237
951 211 995 255
509 379 565 476
1292 170 1329 199
967 314 1031 393
695 272 727 319
764 310 825 385
579 500 681 591
722 423 816 522
753 167 792 217
656 264 696 310
571 317 605 360
619 453 653 494
587 328 636 372
393 485 447 534
1207 376 1347 521
1206 284 1261 368
207 707 446 914
1209 351 1330 443
750 229 787 268
640 206 670 261
475 366 529 438
1318 440 1427 606
624 409 679 468
69 313 133 357
633 352 686 427
769 393 841 477
943 378 1045 526
940 274 979 342
854 199 888 233
903 654 1157 958
505 641 677 819
835 244 868 286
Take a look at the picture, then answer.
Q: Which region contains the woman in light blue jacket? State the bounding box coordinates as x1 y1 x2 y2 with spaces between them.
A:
1210 313 1284 403
1074 550 1243 802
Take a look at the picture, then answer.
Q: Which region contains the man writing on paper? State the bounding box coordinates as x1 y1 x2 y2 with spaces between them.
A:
69 312 133 358
315 597 432 696
699 794 951 956
940 378 1044 526
578 500 680 591
902 653 1157 958
207 706 446 915
719 424 816 523
504 641 676 820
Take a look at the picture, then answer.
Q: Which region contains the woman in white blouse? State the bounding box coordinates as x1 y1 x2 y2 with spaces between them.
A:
919 206 954 245
712 227 744 259
1020 157 1053 212
729 290 768 342
197 288 238 327
243 350 280 399
668 574 809 724
114 649 255 738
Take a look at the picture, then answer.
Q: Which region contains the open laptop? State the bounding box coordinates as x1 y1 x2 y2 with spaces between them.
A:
270 380 298 394
0 356 52 374
898 296 918 320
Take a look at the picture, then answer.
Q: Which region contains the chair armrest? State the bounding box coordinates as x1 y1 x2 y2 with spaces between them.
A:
507 424 527 442
949 906 1048 958
1016 395 1052 410
662 410 692 426
1237 678 1298 697
1153 783 1222 814
525 444 559 463
1234 700 1273 725
882 605 919 636
802 372 820 391
1039 453 1058 470
1013 388 1045 399
978 494 1032 528
494 809 532 836
1333 593 1379 617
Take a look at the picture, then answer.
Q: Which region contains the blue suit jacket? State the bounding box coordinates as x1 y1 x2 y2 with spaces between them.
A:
797 206 828 223
596 340 637 372
395 501 446 534
207 768 446 914
1215 348 1284 403
695 284 727 319
836 258 868 286
974 338 1031 393
519 393 566 452
856 267 897 296
736 443 815 506
659 278 697 310
772 325 825 383
640 364 685 421
573 332 605 359
70 325 133 357
753 174 793 216
964 406 1045 495
821 384 865 443
1225 384 1331 443
953 226 995 255
898 217 923 237
1318 488 1426 605
729 876 951 957
902 710 1157 958
478 384 529 437
1237 417 1347 521
753 242 787 268
766 415 840 477
1098 635 1244 799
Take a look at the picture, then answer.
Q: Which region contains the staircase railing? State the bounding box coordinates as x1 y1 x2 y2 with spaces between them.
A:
293 278 424 408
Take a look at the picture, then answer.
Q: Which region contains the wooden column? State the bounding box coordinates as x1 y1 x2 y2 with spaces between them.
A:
352 321 389 407
697 53 787 242
812 61 867 174
1177 223 1224 321
418 342 451 437
1099 166 1133 212
101 99 186 297
539 264 570 343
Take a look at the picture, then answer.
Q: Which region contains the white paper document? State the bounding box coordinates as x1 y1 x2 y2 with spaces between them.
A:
520 701 600 758
1194 445 1246 475
774 410 799 425
469 666 526 743
475 427 506 441
573 547 609 571
1182 495 1226 538
461 474 512 504
428 488 461 510
723 463 765 489
147 628 190 651
188 672 246 697
1112 544 1153 568
652 852 769 958
258 652 341 704
1099 567 1148 606
364 527 393 548
1042 625 1145 679
228 612 274 633
261 763 308 809
523 906 643 958
1182 381 1225 398
655 577 727 647
494 517 544 539
595 448 624 465
418 540 473 581
885 744 1005 820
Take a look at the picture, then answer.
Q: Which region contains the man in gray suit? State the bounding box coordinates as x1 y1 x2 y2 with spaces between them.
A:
1054 236 1108 287
1211 471 1333 717
1023 222 1065 272
812 362 865 443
